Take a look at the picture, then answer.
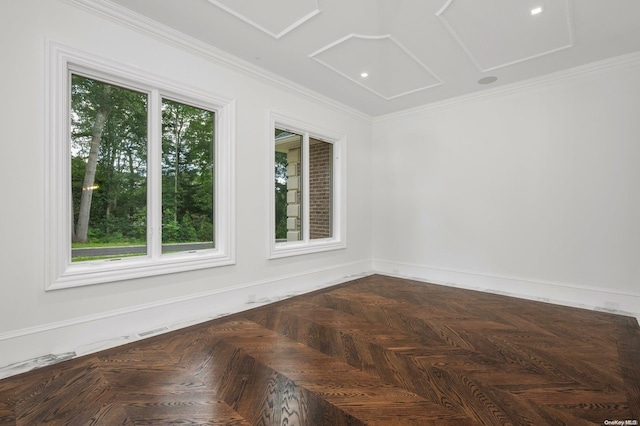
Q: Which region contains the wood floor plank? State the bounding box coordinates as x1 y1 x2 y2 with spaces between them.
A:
0 384 16 425
205 319 470 425
250 274 636 423
313 287 617 389
0 275 638 425
245 302 559 425
97 340 252 425
614 315 640 419
12 357 129 426
527 401 600 426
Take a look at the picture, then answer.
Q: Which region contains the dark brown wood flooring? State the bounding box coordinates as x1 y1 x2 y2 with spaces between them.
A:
1 275 639 425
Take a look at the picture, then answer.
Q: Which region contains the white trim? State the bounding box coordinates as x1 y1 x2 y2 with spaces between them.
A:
56 0 636 121
206 0 320 39
60 0 370 122
268 112 347 259
436 0 574 72
374 50 640 122
45 41 236 290
0 260 373 379
3 258 638 379
309 34 443 100
372 259 640 322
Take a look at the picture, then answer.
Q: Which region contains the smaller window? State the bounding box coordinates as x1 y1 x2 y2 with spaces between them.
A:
270 113 345 258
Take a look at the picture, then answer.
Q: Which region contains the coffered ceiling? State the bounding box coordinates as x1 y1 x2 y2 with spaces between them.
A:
106 0 640 117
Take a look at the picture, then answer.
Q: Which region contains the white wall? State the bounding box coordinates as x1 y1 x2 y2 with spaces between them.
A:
2 0 639 378
372 58 640 318
0 0 372 373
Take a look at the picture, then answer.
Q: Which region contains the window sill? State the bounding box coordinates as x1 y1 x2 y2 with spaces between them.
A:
46 250 234 290
269 239 346 259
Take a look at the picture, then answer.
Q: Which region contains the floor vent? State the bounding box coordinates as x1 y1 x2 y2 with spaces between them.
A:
137 327 170 338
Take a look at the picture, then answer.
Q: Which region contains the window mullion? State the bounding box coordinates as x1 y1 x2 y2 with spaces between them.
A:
148 89 162 259
302 132 310 243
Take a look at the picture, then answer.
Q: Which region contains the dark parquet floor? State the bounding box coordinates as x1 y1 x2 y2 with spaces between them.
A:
1 275 639 425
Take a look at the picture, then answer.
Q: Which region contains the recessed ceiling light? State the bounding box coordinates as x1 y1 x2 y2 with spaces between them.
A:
478 76 498 85
531 6 543 15
360 72 369 78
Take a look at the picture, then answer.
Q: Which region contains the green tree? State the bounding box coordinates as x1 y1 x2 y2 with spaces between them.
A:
71 75 147 245
72 77 111 243
275 151 288 239
71 77 214 254
161 99 214 244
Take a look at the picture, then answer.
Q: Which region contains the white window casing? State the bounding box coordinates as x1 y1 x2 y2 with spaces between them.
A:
45 42 236 290
268 111 347 259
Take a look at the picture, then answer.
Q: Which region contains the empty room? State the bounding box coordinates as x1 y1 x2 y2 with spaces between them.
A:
0 0 639 424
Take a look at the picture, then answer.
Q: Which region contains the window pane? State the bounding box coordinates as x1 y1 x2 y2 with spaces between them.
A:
70 74 148 262
275 129 303 242
309 138 333 239
162 99 215 254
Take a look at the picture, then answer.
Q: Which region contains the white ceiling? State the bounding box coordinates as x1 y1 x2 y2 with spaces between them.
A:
107 0 640 117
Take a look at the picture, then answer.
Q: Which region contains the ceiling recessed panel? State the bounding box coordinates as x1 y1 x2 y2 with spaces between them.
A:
310 35 442 100
437 0 573 71
207 0 319 39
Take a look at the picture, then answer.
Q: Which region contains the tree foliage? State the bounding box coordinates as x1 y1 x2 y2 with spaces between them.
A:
275 151 288 240
70 75 215 252
161 99 215 244
71 75 147 245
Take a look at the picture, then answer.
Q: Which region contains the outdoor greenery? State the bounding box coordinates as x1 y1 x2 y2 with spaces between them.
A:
70 74 214 260
275 151 288 240
161 99 215 247
274 129 292 240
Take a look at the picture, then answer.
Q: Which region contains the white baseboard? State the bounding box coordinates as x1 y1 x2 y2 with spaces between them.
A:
3 257 637 380
373 259 640 323
0 259 372 379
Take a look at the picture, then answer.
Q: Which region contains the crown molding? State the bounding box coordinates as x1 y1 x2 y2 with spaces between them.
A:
61 0 372 122
54 0 640 123
374 50 640 122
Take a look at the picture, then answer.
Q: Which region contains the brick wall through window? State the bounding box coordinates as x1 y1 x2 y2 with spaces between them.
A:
309 139 333 239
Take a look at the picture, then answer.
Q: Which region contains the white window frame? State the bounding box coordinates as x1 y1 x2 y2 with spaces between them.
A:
268 112 346 259
45 42 236 290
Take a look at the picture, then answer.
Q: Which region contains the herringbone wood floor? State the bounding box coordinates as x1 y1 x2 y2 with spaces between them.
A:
1 275 639 425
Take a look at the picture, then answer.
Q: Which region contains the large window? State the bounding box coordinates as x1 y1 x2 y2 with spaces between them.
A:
270 113 345 258
46 44 235 289
70 80 216 261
